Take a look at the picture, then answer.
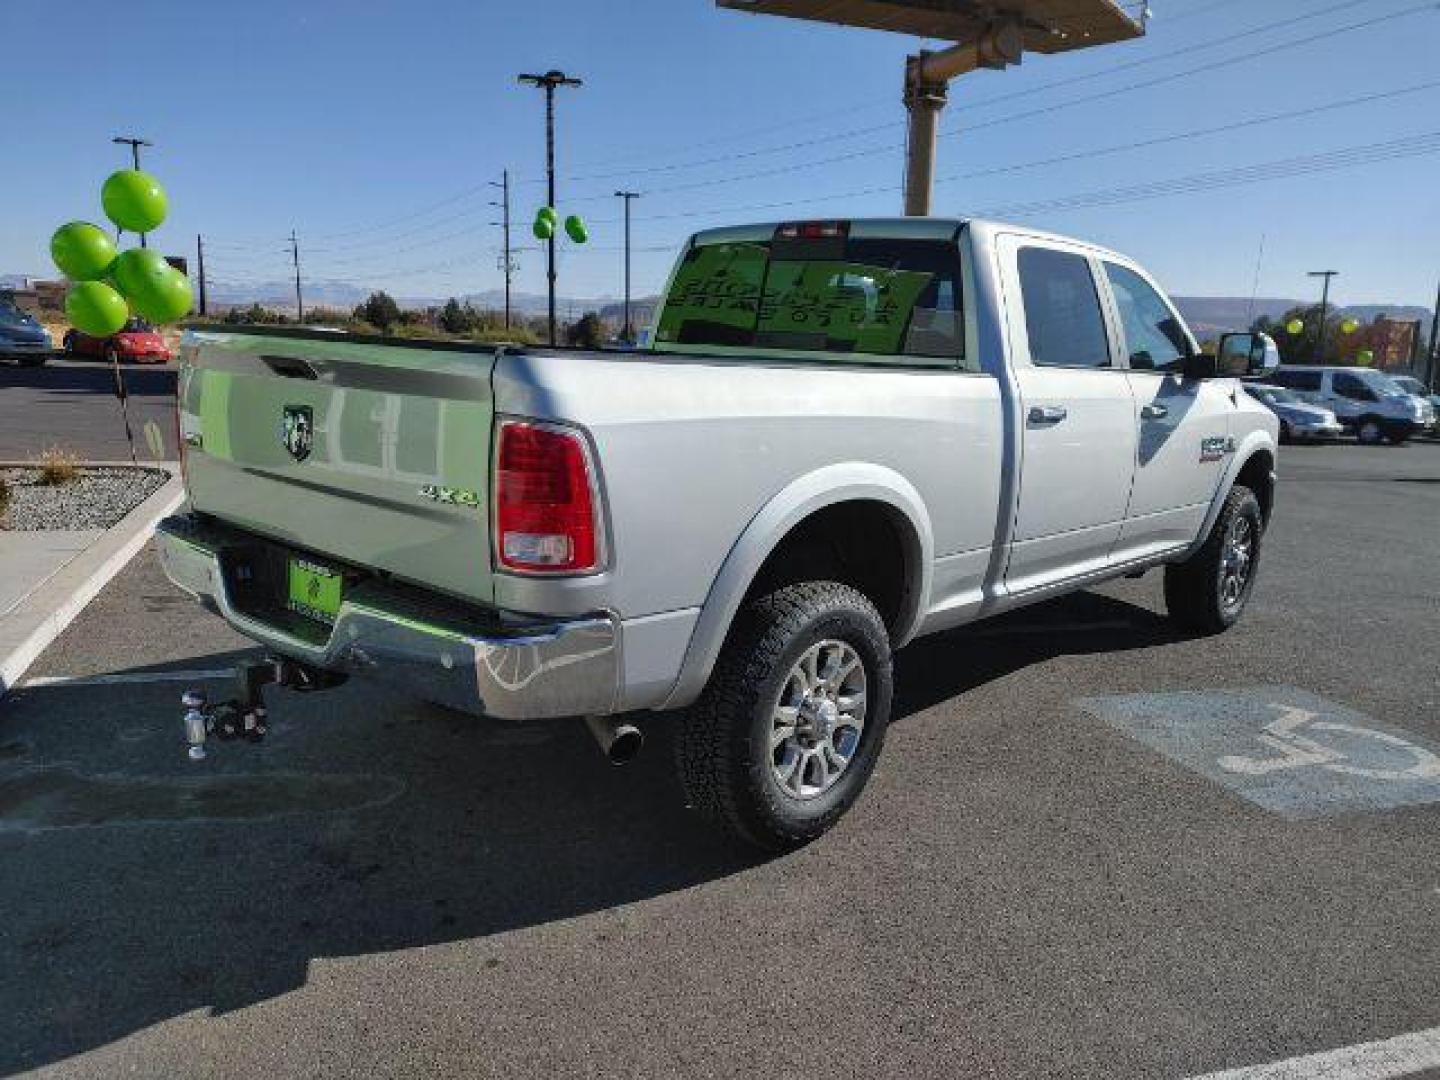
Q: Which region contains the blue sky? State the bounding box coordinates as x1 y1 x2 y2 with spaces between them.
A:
4 0 1438 308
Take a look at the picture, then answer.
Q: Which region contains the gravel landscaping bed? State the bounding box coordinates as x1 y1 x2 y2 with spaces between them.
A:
0 466 169 531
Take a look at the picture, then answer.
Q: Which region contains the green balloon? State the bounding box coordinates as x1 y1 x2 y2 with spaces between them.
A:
533 217 555 241
110 248 193 322
1356 348 1375 366
564 215 588 244
51 221 117 281
1285 318 1304 335
101 169 168 233
537 206 558 224
65 281 129 337
1340 318 1359 334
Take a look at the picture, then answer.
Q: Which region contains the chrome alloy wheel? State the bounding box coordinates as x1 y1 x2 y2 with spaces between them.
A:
1219 514 1255 609
770 639 867 800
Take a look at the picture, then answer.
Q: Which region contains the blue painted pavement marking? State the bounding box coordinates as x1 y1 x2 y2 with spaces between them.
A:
1078 686 1440 819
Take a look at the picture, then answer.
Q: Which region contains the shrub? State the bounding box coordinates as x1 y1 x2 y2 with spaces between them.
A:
35 446 81 486
0 474 10 517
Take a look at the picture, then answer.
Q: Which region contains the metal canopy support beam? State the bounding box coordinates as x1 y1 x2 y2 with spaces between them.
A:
717 1 1144 218
903 23 1023 216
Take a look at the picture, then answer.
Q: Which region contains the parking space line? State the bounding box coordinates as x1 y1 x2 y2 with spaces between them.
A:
1183 1024 1440 1079
18 669 235 689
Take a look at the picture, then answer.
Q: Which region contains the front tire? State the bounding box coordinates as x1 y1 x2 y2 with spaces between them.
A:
1164 486 1263 634
674 581 893 852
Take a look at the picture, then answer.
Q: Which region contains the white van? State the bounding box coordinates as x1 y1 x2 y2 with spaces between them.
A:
1266 366 1427 444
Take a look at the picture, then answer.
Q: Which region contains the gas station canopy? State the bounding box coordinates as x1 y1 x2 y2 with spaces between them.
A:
716 0 1144 52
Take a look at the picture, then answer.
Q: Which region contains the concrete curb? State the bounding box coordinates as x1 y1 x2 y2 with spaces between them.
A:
0 463 184 695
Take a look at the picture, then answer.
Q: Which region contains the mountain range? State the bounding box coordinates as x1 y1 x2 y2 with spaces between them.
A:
3 273 1432 335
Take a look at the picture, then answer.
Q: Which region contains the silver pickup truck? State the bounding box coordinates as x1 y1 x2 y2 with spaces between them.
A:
158 217 1280 849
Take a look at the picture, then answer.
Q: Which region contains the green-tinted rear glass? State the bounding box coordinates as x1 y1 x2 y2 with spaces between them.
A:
654 234 964 365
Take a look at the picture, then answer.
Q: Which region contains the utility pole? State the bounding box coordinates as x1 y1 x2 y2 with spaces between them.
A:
489 170 514 329
288 230 304 322
1308 270 1339 363
518 69 582 346
195 234 208 316
111 135 153 247
1426 277 1440 391
614 190 640 343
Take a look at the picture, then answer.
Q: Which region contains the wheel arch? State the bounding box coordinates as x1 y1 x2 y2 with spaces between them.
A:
657 464 934 711
1183 433 1276 560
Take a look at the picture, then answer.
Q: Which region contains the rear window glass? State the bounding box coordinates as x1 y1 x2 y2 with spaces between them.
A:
1270 369 1322 392
653 235 967 368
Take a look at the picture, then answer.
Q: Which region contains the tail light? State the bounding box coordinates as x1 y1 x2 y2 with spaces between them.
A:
495 420 603 575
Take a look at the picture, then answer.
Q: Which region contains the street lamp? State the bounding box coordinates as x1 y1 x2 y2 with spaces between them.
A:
517 70 582 346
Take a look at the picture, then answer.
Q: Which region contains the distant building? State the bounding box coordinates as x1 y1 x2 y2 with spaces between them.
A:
1337 315 1421 371
0 278 65 313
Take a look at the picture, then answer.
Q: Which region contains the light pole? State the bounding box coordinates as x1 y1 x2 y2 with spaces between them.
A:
288 230 304 322
518 69 582 346
1308 270 1339 362
111 135 153 248
614 190 640 343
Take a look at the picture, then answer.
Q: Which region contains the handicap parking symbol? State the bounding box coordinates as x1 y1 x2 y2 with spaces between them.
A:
1078 687 1440 819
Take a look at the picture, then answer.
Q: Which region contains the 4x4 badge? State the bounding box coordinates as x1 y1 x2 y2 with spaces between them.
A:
281 404 314 462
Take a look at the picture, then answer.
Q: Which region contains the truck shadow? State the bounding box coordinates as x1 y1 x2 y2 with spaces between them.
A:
0 588 1182 1074
894 589 1192 720
0 360 176 398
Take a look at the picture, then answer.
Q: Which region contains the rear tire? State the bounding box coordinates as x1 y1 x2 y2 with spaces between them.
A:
674 581 893 852
1164 486 1263 634
1356 417 1383 445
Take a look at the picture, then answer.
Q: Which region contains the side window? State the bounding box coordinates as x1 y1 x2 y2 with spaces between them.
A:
1016 247 1111 369
1332 372 1375 401
1272 369 1322 392
1103 263 1189 373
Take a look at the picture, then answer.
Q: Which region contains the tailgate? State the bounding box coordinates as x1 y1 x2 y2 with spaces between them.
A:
178 330 498 606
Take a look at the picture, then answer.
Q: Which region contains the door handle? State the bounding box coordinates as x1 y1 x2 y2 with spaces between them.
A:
1141 404 1169 420
1027 405 1068 425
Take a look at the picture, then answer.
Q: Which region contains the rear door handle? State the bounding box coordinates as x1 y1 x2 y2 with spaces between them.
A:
1141 404 1169 420
1027 405 1068 425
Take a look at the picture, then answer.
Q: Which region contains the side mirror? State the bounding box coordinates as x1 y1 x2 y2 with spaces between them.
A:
1182 352 1218 381
1215 332 1280 378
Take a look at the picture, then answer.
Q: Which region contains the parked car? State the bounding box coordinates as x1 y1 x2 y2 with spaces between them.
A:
1388 375 1440 432
62 317 173 364
1266 365 1426 444
1242 383 1343 443
157 217 1281 850
0 299 54 366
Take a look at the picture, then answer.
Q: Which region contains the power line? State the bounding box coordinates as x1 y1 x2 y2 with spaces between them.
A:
550 0 1381 188
562 0 1433 204
264 0 1404 246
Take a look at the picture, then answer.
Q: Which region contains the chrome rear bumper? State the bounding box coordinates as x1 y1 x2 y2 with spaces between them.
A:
155 516 619 720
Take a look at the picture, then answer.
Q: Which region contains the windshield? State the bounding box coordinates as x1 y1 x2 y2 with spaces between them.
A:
1358 370 1409 398
653 231 967 368
1247 385 1299 405
123 318 154 332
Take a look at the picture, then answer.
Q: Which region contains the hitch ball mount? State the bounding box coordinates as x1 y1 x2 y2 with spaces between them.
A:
182 656 346 761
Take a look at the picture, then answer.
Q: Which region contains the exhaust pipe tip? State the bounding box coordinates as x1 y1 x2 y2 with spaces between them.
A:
585 715 644 765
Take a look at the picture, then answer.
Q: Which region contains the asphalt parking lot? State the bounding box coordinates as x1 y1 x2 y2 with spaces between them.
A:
0 356 177 461
1 440 1438 1079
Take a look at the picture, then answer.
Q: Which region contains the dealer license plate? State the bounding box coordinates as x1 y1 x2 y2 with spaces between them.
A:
287 558 342 623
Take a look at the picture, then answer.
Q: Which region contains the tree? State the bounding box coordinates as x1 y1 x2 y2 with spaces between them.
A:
439 297 474 335
1252 304 1342 365
566 311 604 348
223 302 287 325
356 291 402 333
